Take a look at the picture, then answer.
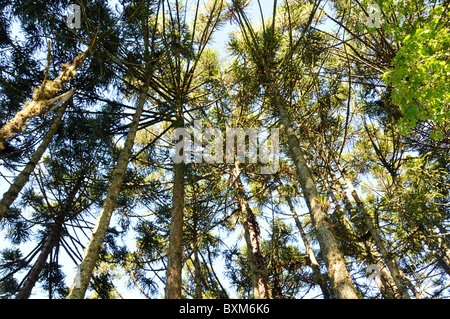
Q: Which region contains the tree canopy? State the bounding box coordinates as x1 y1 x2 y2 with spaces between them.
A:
0 0 449 299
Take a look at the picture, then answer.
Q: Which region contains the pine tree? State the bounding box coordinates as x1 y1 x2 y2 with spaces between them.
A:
1 0 449 300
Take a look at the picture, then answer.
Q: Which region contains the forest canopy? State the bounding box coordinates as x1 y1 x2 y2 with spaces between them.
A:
0 0 449 299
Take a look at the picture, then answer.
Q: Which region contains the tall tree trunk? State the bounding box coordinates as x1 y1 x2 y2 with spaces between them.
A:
191 207 203 299
326 175 398 299
276 95 359 299
0 97 71 222
165 116 186 299
232 164 272 299
425 227 450 277
436 226 450 274
285 196 332 299
66 83 149 299
336 165 411 299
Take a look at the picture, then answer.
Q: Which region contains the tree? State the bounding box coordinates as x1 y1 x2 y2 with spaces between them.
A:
1 0 449 300
229 0 360 298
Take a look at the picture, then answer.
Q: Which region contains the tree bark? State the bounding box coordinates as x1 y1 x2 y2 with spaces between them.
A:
165 116 186 299
66 83 149 299
285 196 332 299
15 224 61 299
232 164 272 299
0 97 70 222
16 171 84 299
425 226 450 277
0 44 89 150
326 175 398 299
337 166 410 299
276 96 359 299
193 245 203 299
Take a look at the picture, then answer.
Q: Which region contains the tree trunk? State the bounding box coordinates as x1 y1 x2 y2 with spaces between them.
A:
191 207 203 299
16 171 84 299
0 97 70 222
426 227 450 277
232 164 272 299
0 44 90 150
276 96 359 299
66 83 149 299
285 196 332 299
193 246 203 299
325 175 398 299
337 166 410 299
15 224 61 299
165 113 186 299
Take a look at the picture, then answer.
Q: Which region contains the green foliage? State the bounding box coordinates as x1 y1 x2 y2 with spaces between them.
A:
225 220 308 299
0 0 449 300
381 4 450 138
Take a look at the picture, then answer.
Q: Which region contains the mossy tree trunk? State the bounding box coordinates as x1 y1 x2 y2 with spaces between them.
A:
0 97 71 222
66 83 149 299
276 95 359 299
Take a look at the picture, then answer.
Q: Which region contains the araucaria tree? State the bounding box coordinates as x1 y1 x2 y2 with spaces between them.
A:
0 0 449 299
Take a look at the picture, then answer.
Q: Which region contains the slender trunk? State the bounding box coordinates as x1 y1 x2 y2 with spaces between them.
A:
232 164 272 299
15 224 61 299
324 178 359 246
276 97 359 299
192 210 203 299
398 268 424 299
193 246 202 299
325 176 398 299
426 227 450 277
363 240 398 299
206 245 229 298
437 225 450 268
337 166 410 299
16 171 83 299
0 98 70 222
285 196 332 299
165 116 186 299
66 83 149 299
243 216 261 299
329 172 363 232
